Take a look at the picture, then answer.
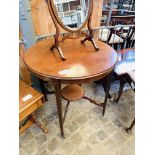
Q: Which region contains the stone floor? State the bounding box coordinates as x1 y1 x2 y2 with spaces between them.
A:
19 81 135 155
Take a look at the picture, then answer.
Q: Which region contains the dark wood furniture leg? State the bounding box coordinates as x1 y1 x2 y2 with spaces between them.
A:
126 118 135 132
102 70 113 116
53 80 65 137
81 37 99 51
39 78 48 101
102 82 112 99
115 77 126 103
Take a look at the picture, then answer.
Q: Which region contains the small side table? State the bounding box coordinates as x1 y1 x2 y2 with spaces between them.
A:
19 80 48 134
24 38 117 137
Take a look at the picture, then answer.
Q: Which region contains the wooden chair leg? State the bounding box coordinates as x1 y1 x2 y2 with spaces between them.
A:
102 70 113 116
126 118 135 132
115 78 126 103
102 80 112 99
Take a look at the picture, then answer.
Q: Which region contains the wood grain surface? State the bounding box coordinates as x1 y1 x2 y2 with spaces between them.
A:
24 38 117 81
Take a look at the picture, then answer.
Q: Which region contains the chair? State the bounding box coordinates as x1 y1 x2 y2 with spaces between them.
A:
99 28 124 46
114 48 135 131
117 26 135 48
99 15 135 50
114 48 134 90
116 70 135 131
110 15 135 48
114 48 135 78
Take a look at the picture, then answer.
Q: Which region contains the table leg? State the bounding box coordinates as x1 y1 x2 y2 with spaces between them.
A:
39 78 48 101
102 70 113 116
126 118 135 132
53 80 65 137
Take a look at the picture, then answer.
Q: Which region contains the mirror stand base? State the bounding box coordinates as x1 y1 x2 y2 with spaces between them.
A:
81 36 99 51
50 45 66 61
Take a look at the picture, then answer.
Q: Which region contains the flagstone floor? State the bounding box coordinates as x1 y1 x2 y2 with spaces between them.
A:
19 81 135 155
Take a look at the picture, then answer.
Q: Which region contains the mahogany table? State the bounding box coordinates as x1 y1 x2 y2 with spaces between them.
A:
24 38 117 137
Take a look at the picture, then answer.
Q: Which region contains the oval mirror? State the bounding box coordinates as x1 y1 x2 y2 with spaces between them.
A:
51 0 92 32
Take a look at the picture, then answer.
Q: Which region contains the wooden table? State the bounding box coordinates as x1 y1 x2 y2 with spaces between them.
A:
24 38 117 137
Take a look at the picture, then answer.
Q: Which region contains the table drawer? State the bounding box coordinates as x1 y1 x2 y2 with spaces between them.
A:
19 98 43 122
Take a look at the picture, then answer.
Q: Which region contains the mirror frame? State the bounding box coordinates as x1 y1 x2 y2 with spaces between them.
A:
46 0 99 61
49 0 93 33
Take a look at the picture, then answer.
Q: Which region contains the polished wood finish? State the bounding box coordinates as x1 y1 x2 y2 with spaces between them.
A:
24 38 117 137
24 38 117 81
62 84 84 101
53 79 64 137
19 80 44 121
19 80 47 134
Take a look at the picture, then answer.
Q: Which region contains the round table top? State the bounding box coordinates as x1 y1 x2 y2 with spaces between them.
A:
24 38 117 81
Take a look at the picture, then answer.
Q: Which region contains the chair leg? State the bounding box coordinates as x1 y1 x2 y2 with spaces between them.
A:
102 70 113 116
115 78 126 103
126 118 135 132
102 80 112 99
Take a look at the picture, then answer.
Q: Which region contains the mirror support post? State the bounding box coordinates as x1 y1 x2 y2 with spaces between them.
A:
81 0 99 51
50 45 66 61
81 36 99 51
47 0 66 61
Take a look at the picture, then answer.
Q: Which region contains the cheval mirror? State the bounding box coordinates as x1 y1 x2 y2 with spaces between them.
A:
46 0 99 60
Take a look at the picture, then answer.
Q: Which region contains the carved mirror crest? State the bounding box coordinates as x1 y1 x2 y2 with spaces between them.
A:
47 0 99 60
